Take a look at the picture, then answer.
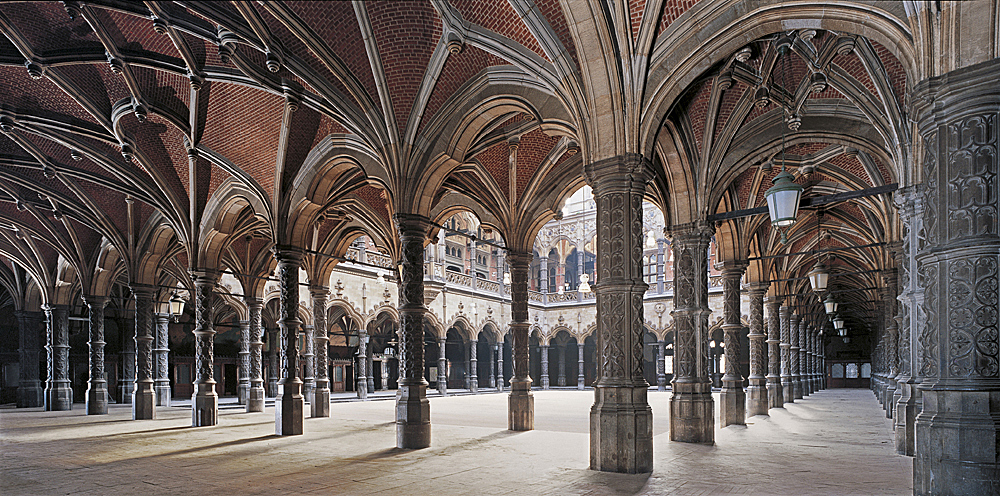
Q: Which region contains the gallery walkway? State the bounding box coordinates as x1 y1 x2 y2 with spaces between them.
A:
1 389 910 495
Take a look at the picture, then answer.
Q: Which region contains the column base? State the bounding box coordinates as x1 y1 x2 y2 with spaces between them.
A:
133 381 156 420
275 380 304 435
247 385 265 413
17 381 43 408
47 381 73 411
719 385 746 426
120 382 134 405
669 383 714 443
155 381 171 407
192 383 218 427
508 380 534 431
86 382 108 415
304 382 314 404
884 380 896 419
266 379 278 398
470 378 478 394
357 378 368 400
541 377 549 390
311 385 330 418
237 384 249 405
894 381 918 456
767 378 784 408
578 378 585 391
589 385 653 473
792 378 803 400
915 386 1000 496
782 381 794 404
396 383 430 449
746 382 768 417
657 375 667 392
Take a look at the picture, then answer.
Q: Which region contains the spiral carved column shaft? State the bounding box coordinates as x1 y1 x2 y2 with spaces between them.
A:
720 262 747 426
507 251 534 431
394 215 431 449
780 305 794 404
246 299 265 413
238 319 251 406
766 297 784 408
746 286 769 417
311 289 330 417
790 313 802 401
44 305 72 411
130 286 156 420
85 297 109 415
191 272 218 427
273 250 304 436
154 312 171 408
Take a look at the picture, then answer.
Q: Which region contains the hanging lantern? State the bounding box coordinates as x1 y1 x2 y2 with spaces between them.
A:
169 291 185 321
833 315 845 331
765 168 803 229
807 261 829 293
824 293 838 315
502 272 511 285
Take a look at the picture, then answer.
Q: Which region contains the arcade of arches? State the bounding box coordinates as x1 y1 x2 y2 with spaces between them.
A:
0 1 998 494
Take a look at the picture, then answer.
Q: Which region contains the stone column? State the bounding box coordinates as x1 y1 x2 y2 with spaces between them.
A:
16 311 44 408
247 298 265 413
790 313 802 400
191 272 218 427
895 185 922 456
84 298 109 415
801 324 812 396
557 344 567 386
237 319 250 405
302 324 315 402
656 340 667 391
357 331 368 400
488 343 495 388
508 251 534 431
267 328 279 397
539 256 549 294
380 357 389 391
130 286 155 420
437 336 447 396
586 155 653 472
766 297 784 408
469 339 478 392
120 314 135 405
882 270 898 419
719 262 747 426
913 59 1000 495
497 342 505 391
780 305 794 404
154 312 171 407
746 285 769 416
44 304 72 411
669 221 714 445
274 248 304 435
540 344 550 389
395 214 431 448
578 342 586 390
311 288 330 417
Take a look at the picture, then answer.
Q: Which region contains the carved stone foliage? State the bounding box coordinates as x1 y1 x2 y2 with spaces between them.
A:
748 290 766 378
945 114 998 241
919 262 939 378
193 279 215 384
947 257 999 377
87 299 106 381
134 292 153 381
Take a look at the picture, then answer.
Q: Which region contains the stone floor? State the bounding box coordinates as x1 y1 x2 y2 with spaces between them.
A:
0 388 911 495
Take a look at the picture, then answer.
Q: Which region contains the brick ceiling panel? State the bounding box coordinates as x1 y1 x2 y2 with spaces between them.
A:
354 184 390 224
536 0 580 69
828 153 873 187
473 140 510 201
311 115 350 150
682 78 712 153
236 45 318 97
74 180 128 236
714 81 748 139
123 114 187 201
787 142 829 156
280 106 322 193
516 128 560 199
0 134 31 160
657 0 700 40
733 167 756 209
0 3 102 55
451 0 550 62
180 31 230 70
366 1 441 136
420 45 507 135
832 52 881 105
201 81 284 196
103 9 183 63
258 6 358 108
0 65 101 126
871 40 907 109
67 217 102 253
19 133 79 199
131 66 190 121
629 0 647 41
286 1 380 109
